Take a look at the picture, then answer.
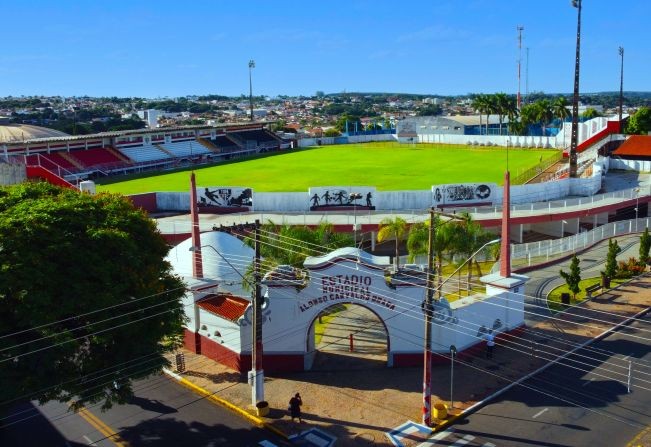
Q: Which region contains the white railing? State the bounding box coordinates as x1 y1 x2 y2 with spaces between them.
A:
509 217 648 270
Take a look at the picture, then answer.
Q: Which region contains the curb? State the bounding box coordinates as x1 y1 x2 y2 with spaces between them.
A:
432 304 651 433
162 368 289 440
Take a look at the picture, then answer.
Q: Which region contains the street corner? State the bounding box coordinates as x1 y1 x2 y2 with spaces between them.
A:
386 421 432 447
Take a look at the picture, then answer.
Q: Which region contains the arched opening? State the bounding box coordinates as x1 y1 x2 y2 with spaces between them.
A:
305 303 389 371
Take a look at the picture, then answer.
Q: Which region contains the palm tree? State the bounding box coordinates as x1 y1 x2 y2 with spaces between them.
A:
452 213 494 295
406 216 457 298
519 103 538 136
471 94 488 135
535 99 554 136
553 96 570 126
493 93 510 136
377 216 408 271
484 94 497 136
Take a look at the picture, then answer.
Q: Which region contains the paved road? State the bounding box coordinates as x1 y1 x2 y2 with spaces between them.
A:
523 234 642 327
2 375 286 447
438 313 651 446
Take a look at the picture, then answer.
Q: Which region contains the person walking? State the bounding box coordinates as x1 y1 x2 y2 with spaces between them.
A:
485 329 495 359
289 392 303 423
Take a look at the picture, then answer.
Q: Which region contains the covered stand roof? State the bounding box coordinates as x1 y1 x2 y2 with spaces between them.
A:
612 135 651 158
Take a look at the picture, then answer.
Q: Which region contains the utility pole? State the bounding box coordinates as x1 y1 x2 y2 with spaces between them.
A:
525 47 530 101
250 219 264 405
517 26 524 110
422 208 436 426
619 46 625 127
569 0 582 178
249 60 255 122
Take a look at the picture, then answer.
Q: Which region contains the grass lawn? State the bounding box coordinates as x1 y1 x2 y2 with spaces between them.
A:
97 142 558 194
548 277 627 312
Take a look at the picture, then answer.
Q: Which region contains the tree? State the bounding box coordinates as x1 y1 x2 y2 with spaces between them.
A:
323 128 341 137
559 255 582 298
604 238 621 279
335 113 362 133
534 99 554 136
452 213 494 294
416 104 442 116
471 94 487 134
493 93 514 136
0 182 186 410
626 107 651 135
245 221 352 278
519 103 538 136
377 217 408 271
553 96 570 125
581 107 601 119
640 228 651 265
406 216 457 298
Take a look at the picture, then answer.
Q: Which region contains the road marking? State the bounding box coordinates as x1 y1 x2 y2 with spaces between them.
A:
483 443 496 447
451 434 475 446
623 352 635 361
417 429 454 446
582 377 595 387
82 435 96 445
77 406 129 447
532 408 549 419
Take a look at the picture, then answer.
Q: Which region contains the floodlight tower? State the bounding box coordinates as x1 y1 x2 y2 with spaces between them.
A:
569 0 582 178
249 60 255 122
517 26 524 109
619 46 624 125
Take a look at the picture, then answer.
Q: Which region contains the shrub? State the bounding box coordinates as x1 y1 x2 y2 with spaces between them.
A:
616 257 645 279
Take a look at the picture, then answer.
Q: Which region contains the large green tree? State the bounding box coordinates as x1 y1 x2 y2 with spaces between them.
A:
626 107 651 135
0 182 186 411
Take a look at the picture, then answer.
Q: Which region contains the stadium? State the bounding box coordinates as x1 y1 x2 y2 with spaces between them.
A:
2 114 650 374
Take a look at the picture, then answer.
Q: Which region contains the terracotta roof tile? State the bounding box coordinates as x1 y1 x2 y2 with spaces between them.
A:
197 293 250 322
613 135 651 157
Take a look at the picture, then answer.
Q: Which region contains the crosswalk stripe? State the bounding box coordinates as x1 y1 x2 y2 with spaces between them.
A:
451 434 475 446
417 429 454 446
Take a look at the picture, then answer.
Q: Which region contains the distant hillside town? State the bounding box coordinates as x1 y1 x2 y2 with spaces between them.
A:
1 91 650 143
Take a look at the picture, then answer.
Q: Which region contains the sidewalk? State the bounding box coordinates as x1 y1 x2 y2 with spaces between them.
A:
166 274 651 446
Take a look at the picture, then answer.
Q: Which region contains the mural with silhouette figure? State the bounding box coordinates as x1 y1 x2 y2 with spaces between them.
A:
198 186 253 211
432 183 495 207
308 187 375 211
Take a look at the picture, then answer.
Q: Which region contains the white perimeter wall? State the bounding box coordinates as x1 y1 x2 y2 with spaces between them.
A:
152 176 602 213
610 158 651 172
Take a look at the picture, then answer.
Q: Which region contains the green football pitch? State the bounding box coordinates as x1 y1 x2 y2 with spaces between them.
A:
96 142 558 194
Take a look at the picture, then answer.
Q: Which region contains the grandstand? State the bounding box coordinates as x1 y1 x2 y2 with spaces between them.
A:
1 123 282 184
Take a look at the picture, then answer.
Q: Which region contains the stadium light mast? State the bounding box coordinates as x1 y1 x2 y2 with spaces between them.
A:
517 26 524 109
249 60 255 122
569 0 582 178
619 46 624 126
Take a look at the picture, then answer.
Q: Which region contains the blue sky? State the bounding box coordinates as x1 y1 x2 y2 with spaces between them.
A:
1 0 649 98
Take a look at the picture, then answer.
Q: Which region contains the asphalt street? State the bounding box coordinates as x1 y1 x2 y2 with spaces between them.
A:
523 233 642 327
434 313 651 446
2 374 286 447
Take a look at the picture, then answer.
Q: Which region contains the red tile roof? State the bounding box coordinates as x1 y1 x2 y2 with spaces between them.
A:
197 294 250 322
613 135 651 157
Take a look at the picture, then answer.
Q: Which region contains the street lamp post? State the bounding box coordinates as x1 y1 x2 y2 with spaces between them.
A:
349 192 362 247
569 0 582 178
449 345 457 410
422 228 500 426
635 188 640 232
248 60 255 122
619 47 625 126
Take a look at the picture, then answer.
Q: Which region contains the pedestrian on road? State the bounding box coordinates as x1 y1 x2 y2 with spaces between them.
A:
485 329 495 359
289 392 303 423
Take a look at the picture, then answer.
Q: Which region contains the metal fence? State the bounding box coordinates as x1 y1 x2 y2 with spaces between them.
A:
509 217 649 270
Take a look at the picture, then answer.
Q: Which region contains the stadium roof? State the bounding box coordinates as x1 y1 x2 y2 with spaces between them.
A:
1 122 271 146
612 135 651 157
0 124 69 143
